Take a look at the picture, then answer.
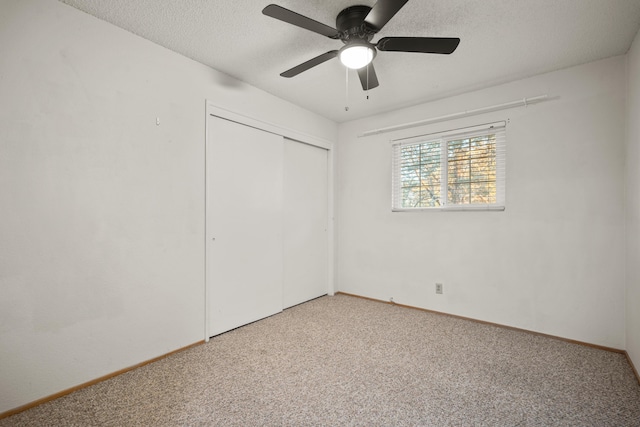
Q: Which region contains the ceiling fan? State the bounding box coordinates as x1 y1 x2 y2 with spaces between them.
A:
262 0 460 91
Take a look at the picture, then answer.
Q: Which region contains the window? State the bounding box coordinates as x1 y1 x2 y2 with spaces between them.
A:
392 123 506 211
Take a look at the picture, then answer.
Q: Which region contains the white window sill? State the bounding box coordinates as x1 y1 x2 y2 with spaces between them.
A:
392 205 505 212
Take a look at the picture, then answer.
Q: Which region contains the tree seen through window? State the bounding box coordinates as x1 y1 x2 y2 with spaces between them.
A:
398 132 499 208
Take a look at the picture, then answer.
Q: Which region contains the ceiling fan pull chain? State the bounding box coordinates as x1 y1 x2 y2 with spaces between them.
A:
366 65 370 100
345 66 350 111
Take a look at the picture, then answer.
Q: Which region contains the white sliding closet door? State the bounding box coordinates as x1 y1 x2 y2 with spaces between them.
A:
283 139 329 308
206 115 284 337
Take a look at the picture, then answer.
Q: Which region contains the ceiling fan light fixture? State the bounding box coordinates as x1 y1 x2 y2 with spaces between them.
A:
339 44 375 69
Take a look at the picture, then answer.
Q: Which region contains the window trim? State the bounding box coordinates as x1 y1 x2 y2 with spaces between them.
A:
391 121 506 212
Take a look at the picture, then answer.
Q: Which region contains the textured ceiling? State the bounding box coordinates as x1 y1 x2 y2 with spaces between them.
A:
58 0 640 123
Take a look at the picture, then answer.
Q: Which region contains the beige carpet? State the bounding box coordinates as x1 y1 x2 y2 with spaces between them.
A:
3 294 640 426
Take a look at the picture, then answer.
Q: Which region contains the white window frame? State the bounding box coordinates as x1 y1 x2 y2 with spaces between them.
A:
391 121 506 212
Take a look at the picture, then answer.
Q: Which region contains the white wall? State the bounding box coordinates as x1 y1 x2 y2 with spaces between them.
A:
336 56 626 349
626 29 640 373
0 0 336 414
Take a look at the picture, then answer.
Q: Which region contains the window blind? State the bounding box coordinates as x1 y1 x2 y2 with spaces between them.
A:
392 123 506 211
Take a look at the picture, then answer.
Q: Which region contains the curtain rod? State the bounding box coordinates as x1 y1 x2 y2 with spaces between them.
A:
358 95 550 138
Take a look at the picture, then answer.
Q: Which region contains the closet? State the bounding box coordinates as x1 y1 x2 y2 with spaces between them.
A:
206 113 329 337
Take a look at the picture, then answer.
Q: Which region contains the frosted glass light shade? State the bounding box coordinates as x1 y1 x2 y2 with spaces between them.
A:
339 45 374 69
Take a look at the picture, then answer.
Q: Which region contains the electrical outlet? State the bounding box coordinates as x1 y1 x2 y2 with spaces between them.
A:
435 283 443 294
389 297 394 303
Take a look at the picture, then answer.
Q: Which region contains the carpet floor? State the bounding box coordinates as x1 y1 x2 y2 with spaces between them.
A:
3 294 640 426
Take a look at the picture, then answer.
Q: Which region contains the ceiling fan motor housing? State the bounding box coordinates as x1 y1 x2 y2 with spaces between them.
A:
336 5 376 43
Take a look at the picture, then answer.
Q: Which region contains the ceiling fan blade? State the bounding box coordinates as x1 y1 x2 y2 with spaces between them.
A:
357 64 380 90
364 0 409 32
377 37 460 54
280 51 339 78
263 4 340 39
